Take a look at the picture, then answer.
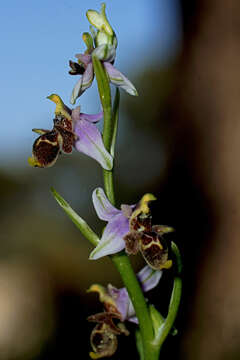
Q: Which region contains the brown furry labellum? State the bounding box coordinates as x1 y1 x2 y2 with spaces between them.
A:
88 312 129 359
124 212 173 270
31 115 76 168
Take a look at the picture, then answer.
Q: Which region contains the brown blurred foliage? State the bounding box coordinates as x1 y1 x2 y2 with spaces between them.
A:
173 0 240 359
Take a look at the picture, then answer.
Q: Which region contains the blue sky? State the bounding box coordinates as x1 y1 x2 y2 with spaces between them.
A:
0 0 181 167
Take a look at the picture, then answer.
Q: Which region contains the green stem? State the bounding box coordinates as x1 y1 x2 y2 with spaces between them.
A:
111 253 157 360
93 55 157 360
103 170 115 205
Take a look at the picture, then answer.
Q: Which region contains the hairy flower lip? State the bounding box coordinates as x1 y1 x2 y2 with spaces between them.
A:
29 95 75 168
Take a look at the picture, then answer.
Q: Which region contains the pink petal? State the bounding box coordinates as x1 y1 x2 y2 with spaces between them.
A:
92 188 120 221
70 63 94 104
137 265 162 292
89 213 129 259
75 53 92 65
104 62 138 96
80 111 103 123
74 118 113 170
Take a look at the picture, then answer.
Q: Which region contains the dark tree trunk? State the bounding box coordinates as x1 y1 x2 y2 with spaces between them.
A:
167 0 240 359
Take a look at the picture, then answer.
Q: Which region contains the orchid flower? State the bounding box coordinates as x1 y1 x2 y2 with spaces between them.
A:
69 3 137 105
90 188 173 270
70 44 138 105
88 265 162 324
28 95 113 170
87 265 162 358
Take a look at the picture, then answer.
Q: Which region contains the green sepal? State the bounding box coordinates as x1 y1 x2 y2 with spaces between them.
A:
51 187 99 247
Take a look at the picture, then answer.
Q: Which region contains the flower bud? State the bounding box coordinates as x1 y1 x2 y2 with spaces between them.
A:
87 3 113 37
86 3 117 48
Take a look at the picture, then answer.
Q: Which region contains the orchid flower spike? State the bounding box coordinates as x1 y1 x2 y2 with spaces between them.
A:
28 95 113 170
69 3 137 104
90 188 173 270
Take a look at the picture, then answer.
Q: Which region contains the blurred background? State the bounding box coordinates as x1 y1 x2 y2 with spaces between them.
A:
0 0 239 359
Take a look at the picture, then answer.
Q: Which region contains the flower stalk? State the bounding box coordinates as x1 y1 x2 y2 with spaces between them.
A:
93 55 160 360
